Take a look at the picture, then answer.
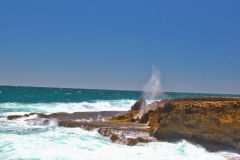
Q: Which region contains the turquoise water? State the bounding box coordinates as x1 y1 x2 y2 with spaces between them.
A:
0 86 239 160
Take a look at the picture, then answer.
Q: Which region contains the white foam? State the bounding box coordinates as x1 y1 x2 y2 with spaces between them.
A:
0 114 58 132
0 99 136 114
0 126 227 160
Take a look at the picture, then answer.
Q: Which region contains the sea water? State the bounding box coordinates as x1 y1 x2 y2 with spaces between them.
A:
0 86 239 160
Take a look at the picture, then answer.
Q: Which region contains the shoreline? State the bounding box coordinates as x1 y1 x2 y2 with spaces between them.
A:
7 97 240 158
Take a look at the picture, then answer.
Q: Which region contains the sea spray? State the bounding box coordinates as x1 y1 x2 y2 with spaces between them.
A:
138 66 163 118
142 66 162 101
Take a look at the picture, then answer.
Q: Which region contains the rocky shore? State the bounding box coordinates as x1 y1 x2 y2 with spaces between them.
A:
7 97 240 154
7 111 156 146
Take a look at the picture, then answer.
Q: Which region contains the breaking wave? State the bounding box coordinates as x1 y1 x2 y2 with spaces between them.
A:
0 116 227 160
0 99 136 115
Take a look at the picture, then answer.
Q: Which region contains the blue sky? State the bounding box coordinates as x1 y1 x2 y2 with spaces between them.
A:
0 0 240 94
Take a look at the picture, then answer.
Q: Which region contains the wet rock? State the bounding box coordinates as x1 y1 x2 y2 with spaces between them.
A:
7 111 128 121
126 138 138 146
7 115 24 120
126 137 150 146
110 134 120 142
58 120 155 145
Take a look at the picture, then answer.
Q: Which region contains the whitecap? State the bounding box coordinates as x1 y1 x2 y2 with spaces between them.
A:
0 99 136 114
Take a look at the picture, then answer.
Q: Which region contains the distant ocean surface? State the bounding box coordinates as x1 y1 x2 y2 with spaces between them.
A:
1 86 240 160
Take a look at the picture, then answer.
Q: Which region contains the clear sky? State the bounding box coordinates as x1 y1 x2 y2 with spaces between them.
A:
0 0 240 94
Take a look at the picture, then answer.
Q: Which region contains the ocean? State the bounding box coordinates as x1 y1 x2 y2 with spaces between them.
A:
0 86 240 160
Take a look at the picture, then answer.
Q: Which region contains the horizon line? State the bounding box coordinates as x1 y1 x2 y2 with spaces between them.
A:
0 84 239 96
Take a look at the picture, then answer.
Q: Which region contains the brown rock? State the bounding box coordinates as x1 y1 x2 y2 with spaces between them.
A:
142 97 240 152
110 134 120 142
110 97 240 152
131 98 147 111
126 137 150 146
7 115 23 120
126 138 138 146
7 113 44 120
110 111 136 122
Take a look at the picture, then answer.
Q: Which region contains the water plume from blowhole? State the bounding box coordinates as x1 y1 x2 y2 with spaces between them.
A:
138 66 163 118
143 66 162 101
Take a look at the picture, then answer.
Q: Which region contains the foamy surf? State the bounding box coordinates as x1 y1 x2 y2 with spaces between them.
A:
0 121 227 160
0 99 136 114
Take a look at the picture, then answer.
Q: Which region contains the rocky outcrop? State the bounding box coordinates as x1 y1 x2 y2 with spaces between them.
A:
110 97 240 152
58 119 156 145
7 97 240 153
138 97 240 152
7 111 155 146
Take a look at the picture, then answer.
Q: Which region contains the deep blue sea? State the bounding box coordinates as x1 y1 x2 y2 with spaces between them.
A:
0 86 240 160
